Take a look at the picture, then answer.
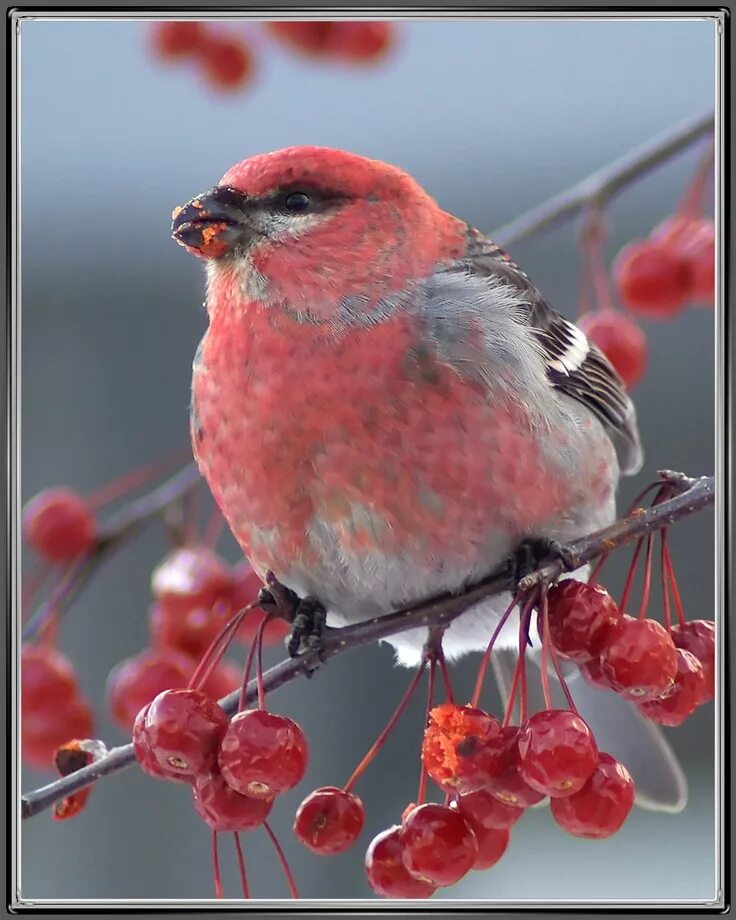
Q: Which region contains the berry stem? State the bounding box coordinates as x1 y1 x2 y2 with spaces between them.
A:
537 586 554 710
677 140 715 221
619 537 644 613
470 592 519 709
416 656 436 807
85 448 191 511
343 663 426 794
587 550 610 586
211 830 223 899
502 592 536 726
636 535 654 620
237 621 260 712
547 634 579 713
188 603 255 693
263 821 299 899
232 833 250 899
437 646 455 705
580 205 615 313
660 531 673 631
662 536 687 627
203 506 226 550
255 613 273 710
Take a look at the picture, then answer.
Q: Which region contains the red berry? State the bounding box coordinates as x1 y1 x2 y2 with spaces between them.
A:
546 580 621 662
517 709 598 798
149 601 228 659
671 619 715 702
400 803 478 887
578 657 614 691
637 648 707 726
456 787 524 830
139 688 228 778
151 545 234 620
485 726 547 808
200 658 242 702
266 21 338 56
577 310 647 390
467 823 510 870
653 216 715 304
331 22 394 62
293 786 365 855
23 488 96 563
132 704 177 781
150 21 207 59
21 645 78 714
106 648 193 731
613 239 689 317
22 696 94 771
364 826 437 899
421 702 504 793
198 35 255 91
193 770 273 831
218 709 309 798
599 615 678 701
550 752 635 838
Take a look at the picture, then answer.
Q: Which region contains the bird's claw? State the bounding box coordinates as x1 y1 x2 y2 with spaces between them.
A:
505 537 575 592
287 596 328 665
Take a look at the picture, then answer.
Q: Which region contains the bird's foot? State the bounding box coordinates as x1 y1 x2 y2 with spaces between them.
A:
505 537 575 593
256 573 328 671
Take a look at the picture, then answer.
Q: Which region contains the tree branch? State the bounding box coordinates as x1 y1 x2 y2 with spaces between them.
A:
22 463 201 643
21 472 714 821
491 110 714 248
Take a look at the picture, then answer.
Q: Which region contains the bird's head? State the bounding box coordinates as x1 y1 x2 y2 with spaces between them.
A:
172 146 466 320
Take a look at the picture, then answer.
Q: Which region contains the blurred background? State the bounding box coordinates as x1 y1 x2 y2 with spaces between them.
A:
19 17 717 903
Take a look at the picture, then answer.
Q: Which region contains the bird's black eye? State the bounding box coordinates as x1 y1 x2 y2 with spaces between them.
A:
283 191 311 212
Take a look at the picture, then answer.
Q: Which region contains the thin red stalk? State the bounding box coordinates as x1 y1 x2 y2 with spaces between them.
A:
662 537 687 626
660 531 673 631
502 593 536 727
636 535 654 620
677 141 715 220
470 593 518 708
538 587 553 710
212 830 223 899
204 507 226 550
343 664 426 794
581 209 615 313
438 650 455 705
587 549 610 586
238 627 260 713
255 613 273 710
21 565 51 616
548 637 578 713
85 449 191 511
416 658 436 807
502 652 523 728
233 833 250 899
188 603 255 692
263 821 299 899
619 537 644 613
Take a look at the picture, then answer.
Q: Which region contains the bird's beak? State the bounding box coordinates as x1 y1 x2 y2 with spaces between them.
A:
171 185 249 259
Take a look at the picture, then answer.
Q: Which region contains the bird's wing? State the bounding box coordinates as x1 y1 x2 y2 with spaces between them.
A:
455 226 643 476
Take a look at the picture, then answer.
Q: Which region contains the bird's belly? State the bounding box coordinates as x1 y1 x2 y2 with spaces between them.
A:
191 314 613 617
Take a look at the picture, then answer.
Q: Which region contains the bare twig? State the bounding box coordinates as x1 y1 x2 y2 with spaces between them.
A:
21 472 714 821
492 110 714 248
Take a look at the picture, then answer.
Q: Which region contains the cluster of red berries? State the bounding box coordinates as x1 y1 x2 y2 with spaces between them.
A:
22 487 97 565
266 21 395 63
21 643 94 771
576 152 714 391
548 580 714 726
149 20 396 93
150 22 255 91
106 545 288 732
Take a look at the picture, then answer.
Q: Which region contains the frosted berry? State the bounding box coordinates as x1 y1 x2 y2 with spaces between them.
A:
151 545 234 620
613 239 689 317
577 310 647 390
218 709 309 798
456 787 524 830
467 823 510 870
421 703 504 793
199 35 255 91
578 657 614 691
550 752 635 838
637 648 707 726
671 619 715 702
132 704 178 781
150 21 206 58
517 709 598 798
485 726 546 808
140 689 228 778
23 488 96 563
546 580 621 662
600 615 678 701
21 645 78 714
653 216 715 304
22 696 94 771
106 648 193 731
293 786 365 855
400 803 478 887
193 770 273 831
365 826 437 899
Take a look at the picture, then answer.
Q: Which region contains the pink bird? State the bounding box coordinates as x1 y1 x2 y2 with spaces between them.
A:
172 145 685 812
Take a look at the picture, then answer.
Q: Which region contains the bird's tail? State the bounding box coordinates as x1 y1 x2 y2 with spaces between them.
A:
491 649 687 812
